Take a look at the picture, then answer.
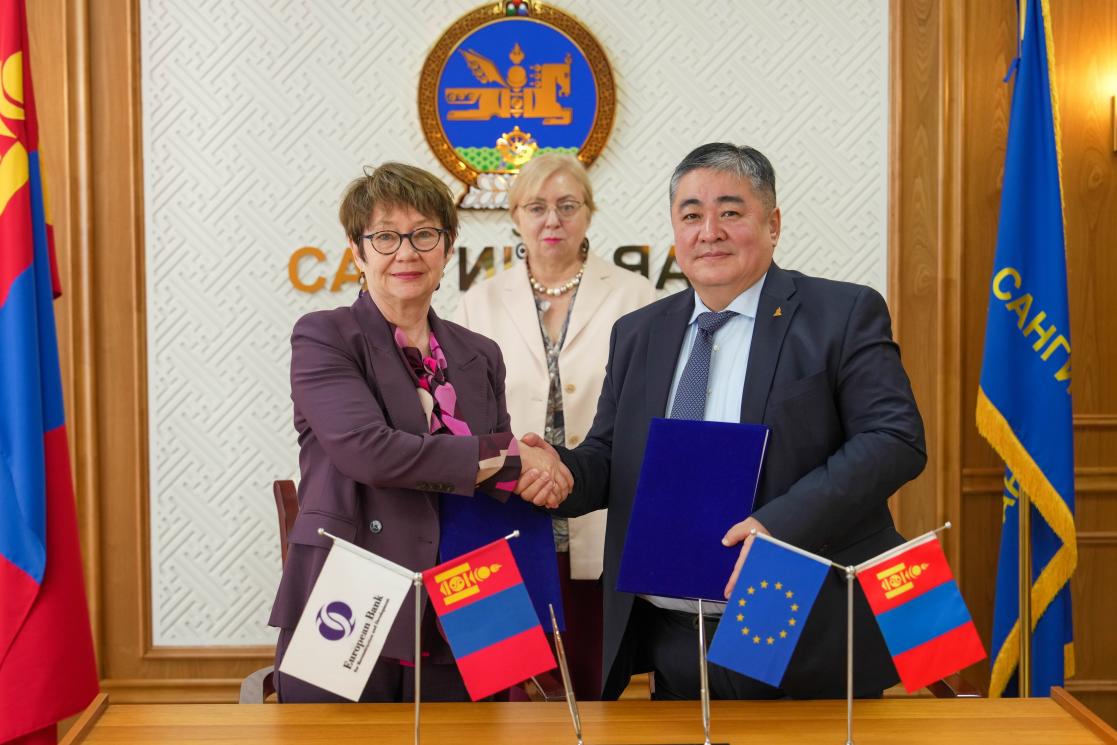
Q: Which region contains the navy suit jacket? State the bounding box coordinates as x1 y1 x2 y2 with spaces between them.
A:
555 263 927 699
268 292 511 663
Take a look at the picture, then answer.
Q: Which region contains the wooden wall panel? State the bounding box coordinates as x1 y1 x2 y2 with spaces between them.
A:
27 0 104 670
956 0 1015 694
871 0 1116 724
889 0 951 554
28 0 272 702
25 0 1117 719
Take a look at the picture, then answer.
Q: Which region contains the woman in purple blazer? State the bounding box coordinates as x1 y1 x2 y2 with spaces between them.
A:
268 163 564 702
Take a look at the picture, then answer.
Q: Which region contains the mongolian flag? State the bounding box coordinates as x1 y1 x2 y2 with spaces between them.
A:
976 0 1076 698
422 537 555 700
0 0 99 741
856 533 985 693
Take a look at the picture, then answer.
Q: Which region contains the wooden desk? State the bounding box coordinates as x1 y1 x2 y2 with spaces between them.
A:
62 688 1117 744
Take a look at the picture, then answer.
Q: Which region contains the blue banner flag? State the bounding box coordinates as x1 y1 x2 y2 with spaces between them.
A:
706 535 830 688
976 0 1075 698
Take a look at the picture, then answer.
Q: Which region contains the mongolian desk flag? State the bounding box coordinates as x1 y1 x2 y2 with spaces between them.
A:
856 534 985 693
0 0 100 740
976 0 1076 698
706 534 829 688
422 537 555 700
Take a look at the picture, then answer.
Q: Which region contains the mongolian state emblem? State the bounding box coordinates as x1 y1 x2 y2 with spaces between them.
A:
418 1 615 209
434 560 503 606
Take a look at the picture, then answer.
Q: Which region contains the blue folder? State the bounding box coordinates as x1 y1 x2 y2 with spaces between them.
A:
439 492 565 631
617 418 769 602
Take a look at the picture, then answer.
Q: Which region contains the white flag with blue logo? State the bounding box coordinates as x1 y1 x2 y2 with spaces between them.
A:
279 536 415 701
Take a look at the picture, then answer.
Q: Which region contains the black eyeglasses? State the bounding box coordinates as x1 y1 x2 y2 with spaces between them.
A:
361 227 448 255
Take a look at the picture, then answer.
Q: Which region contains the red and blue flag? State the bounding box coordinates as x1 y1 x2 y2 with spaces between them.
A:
857 534 985 693
0 0 99 740
422 537 554 700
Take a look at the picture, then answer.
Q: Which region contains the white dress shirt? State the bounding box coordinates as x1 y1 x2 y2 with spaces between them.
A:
642 273 767 615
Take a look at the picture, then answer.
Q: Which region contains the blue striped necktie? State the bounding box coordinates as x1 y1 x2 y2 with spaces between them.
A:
668 310 738 420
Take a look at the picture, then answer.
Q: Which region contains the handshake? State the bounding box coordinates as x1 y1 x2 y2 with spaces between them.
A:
514 432 573 509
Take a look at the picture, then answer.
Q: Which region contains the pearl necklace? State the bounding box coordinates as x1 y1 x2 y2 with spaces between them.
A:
527 261 585 297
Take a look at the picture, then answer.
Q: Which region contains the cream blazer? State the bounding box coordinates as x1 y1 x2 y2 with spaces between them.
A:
455 251 657 579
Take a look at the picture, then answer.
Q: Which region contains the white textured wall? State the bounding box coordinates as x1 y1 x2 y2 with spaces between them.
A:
141 0 889 645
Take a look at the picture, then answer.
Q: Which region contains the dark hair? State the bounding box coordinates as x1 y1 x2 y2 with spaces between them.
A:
668 143 777 210
339 162 459 259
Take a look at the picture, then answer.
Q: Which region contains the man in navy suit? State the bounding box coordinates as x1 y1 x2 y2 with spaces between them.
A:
522 143 926 700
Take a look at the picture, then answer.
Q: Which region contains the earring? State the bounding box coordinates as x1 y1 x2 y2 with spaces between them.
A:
580 237 590 257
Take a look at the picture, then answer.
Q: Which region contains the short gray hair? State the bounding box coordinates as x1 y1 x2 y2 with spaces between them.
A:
668 143 777 210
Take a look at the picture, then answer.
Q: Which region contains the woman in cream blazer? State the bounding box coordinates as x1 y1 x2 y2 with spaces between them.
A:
456 154 656 698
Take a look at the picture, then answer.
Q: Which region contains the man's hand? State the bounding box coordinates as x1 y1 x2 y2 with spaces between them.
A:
721 516 769 599
515 433 573 509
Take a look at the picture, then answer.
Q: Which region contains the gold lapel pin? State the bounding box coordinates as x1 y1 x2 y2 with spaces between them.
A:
773 307 783 318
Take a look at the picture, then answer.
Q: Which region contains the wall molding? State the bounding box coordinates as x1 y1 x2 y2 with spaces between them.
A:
144 646 274 661
1074 416 1117 429
961 467 1117 496
1077 532 1117 546
100 678 247 704
1066 680 1117 693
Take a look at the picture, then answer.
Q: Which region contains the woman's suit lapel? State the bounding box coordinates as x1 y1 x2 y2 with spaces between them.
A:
498 261 547 377
563 252 611 350
350 293 441 515
351 293 429 436
429 313 491 437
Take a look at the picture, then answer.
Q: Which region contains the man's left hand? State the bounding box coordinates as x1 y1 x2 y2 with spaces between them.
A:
721 516 769 599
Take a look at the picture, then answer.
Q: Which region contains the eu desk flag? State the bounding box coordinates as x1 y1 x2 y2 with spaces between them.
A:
0 0 99 740
975 0 1075 698
422 537 555 700
857 534 985 693
707 534 829 688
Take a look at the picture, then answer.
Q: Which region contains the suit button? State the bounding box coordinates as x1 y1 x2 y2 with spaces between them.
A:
564 383 576 393
369 520 383 534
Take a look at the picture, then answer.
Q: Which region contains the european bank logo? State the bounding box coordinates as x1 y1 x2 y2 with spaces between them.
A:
316 601 355 641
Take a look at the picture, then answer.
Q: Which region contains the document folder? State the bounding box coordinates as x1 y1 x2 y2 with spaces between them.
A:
439 491 565 630
617 418 768 602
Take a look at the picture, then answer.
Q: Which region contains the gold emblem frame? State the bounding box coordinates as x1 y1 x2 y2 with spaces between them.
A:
417 1 616 188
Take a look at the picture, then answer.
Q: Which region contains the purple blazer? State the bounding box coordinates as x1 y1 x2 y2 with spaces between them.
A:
268 292 511 662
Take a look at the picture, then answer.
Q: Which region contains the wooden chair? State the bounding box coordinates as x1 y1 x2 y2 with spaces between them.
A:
927 672 982 698
272 479 299 564
239 480 299 703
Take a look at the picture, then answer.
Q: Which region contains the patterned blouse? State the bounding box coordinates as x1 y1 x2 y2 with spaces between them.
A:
533 289 579 553
393 327 521 499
